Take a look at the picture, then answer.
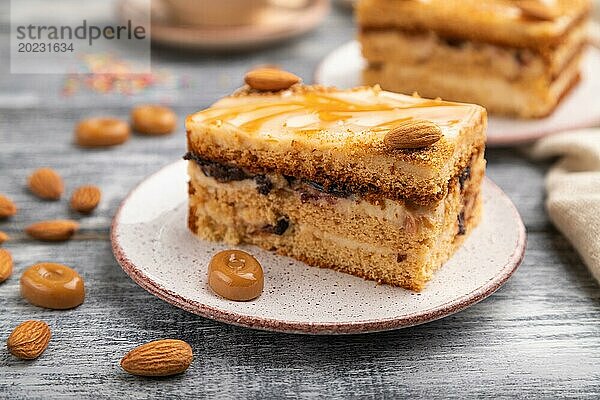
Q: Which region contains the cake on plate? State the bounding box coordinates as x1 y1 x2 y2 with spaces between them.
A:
185 70 486 291
357 0 592 118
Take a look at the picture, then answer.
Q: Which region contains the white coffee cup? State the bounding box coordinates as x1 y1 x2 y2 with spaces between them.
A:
162 0 270 27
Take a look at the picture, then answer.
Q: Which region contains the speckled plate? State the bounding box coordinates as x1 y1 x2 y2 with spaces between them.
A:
314 41 600 146
111 160 526 334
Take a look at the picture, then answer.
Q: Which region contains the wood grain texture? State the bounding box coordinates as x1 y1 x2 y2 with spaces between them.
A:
1 3 599 399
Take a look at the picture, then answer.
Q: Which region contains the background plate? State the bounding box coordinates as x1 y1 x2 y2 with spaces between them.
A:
112 160 526 334
314 41 600 146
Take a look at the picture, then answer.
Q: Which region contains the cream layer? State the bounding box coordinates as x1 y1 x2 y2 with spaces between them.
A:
188 162 445 232
364 50 582 117
360 21 588 81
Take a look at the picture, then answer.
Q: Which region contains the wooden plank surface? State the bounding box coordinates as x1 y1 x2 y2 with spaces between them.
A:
1 3 599 399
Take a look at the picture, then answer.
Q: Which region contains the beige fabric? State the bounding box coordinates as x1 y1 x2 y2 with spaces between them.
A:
531 129 600 283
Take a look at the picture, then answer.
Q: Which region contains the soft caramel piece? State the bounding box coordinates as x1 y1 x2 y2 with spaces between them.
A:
131 105 177 135
75 117 130 147
208 250 264 301
20 263 85 309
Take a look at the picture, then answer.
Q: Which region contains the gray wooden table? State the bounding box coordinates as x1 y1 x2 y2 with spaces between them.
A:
1 3 599 399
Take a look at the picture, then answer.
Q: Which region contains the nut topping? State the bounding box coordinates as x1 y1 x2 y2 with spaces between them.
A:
244 68 301 91
383 119 442 151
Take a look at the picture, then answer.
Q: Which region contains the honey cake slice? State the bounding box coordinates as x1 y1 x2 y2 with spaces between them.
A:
185 81 487 290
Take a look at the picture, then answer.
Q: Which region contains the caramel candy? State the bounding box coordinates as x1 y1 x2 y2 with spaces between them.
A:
208 250 264 301
131 105 177 135
75 117 130 148
20 263 85 309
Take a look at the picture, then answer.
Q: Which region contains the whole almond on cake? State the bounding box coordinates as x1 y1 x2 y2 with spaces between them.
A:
7 320 51 360
27 168 64 200
70 185 101 214
0 249 13 283
120 339 193 377
244 68 301 91
0 194 17 218
25 219 79 242
383 119 443 150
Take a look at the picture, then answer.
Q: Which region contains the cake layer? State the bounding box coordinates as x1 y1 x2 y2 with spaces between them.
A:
187 148 484 290
186 85 486 205
187 149 485 246
357 0 592 51
364 50 582 118
360 20 588 82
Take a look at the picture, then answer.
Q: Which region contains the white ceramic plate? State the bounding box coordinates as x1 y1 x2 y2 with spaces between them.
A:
314 41 600 146
111 160 526 334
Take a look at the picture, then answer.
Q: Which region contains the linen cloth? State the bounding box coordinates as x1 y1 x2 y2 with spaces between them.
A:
531 129 600 283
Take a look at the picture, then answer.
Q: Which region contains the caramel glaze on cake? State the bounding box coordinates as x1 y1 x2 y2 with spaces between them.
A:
186 85 486 205
185 84 486 290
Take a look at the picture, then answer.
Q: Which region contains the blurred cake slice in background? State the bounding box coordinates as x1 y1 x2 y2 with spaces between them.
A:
357 0 592 118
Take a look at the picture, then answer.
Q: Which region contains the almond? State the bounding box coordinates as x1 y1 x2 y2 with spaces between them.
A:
120 339 193 377
383 119 442 150
244 68 301 91
0 194 17 218
0 231 9 245
27 168 64 200
25 219 79 242
75 117 130 148
70 185 101 214
515 0 559 21
0 249 13 283
7 320 52 360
